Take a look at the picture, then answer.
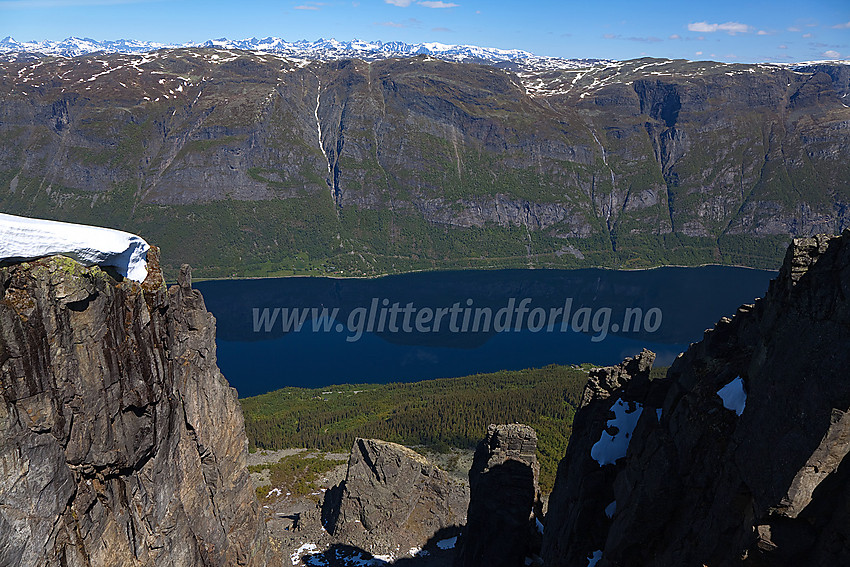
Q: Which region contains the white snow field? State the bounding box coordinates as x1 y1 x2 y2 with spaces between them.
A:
0 213 150 282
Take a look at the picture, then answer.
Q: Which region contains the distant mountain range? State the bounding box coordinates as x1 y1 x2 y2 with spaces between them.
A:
0 36 607 71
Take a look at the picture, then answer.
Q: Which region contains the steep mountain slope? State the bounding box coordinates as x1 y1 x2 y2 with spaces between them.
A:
0 50 848 277
542 229 850 566
0 253 279 565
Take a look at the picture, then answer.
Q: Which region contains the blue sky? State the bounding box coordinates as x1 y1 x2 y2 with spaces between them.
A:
1 0 848 62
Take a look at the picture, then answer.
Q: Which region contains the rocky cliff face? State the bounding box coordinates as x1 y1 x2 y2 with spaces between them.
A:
323 437 467 559
0 53 848 276
0 253 278 566
542 229 850 566
455 423 542 567
541 350 656 567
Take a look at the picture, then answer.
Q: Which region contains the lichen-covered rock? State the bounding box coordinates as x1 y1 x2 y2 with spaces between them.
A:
542 229 850 566
455 423 542 567
324 438 467 559
0 253 278 566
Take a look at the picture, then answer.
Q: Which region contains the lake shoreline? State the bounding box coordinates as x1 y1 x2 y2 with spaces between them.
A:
186 261 779 284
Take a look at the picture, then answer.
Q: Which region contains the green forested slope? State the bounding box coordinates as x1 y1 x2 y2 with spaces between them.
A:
242 364 673 492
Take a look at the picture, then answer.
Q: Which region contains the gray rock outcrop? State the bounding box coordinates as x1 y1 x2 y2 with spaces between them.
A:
542 229 850 566
455 423 542 567
324 438 467 558
0 251 278 566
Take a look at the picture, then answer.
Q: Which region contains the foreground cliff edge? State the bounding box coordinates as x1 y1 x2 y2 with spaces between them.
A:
0 249 279 566
543 229 850 566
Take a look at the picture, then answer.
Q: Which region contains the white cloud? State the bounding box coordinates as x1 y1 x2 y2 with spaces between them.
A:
757 30 769 35
385 0 413 5
787 26 801 32
294 4 320 9
779 44 787 49
418 0 458 7
802 32 812 38
823 50 841 58
375 17 420 27
687 21 750 35
695 51 703 56
688 22 716 33
669 34 681 40
833 21 850 29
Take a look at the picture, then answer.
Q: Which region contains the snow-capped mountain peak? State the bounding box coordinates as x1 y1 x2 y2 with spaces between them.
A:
0 36 607 72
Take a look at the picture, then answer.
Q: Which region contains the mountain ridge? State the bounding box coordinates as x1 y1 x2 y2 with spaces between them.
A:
1 48 849 277
0 36 609 72
3 35 847 71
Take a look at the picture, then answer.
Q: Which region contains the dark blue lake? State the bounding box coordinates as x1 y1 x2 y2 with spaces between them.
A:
195 267 776 397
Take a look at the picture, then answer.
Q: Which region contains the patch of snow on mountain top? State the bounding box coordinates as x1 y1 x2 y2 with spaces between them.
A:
786 59 850 67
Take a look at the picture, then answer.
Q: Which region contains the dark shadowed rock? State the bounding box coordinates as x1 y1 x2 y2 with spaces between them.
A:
324 438 467 559
0 253 279 566
455 423 542 567
541 350 656 567
542 229 850 566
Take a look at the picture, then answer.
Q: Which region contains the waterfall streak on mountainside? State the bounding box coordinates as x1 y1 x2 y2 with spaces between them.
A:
314 79 331 176
591 129 616 187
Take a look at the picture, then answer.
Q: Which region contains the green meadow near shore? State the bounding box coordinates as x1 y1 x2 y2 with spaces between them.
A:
240 363 669 492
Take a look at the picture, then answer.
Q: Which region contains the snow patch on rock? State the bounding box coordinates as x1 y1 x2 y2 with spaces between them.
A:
591 398 644 466
717 376 747 416
436 536 457 550
0 213 150 282
291 543 319 565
